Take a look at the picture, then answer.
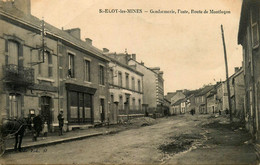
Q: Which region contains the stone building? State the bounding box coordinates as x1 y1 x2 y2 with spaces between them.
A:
238 0 260 141
127 56 165 114
228 67 245 120
206 87 217 114
0 0 110 131
194 85 214 114
103 50 143 124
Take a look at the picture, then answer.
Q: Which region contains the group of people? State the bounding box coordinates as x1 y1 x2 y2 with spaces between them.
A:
29 110 64 141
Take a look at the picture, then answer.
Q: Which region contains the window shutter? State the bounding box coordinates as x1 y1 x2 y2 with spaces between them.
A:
38 97 41 109
98 65 101 84
5 39 8 52
18 45 24 67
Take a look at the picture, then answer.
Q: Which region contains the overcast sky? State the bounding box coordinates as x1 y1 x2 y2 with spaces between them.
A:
31 0 243 93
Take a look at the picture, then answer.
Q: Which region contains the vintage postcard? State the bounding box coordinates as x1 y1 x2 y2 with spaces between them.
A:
0 0 259 164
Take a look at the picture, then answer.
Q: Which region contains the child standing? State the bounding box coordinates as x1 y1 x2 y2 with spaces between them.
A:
43 121 48 137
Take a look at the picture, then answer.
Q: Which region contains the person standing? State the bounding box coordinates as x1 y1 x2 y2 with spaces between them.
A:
42 121 48 137
57 111 64 136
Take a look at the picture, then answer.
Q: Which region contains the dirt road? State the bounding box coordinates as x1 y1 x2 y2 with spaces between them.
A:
0 114 257 164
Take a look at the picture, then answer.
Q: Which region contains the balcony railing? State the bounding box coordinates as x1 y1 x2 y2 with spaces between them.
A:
3 64 34 86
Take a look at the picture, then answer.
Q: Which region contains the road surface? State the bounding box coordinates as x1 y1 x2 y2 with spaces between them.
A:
0 114 257 164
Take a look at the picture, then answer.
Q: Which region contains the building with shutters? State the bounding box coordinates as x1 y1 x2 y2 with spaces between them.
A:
103 50 143 123
0 0 110 131
128 58 165 114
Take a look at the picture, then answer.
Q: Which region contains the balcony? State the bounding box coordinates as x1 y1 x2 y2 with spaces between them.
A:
3 64 34 86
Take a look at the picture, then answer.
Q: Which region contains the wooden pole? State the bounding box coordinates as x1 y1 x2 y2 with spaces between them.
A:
221 25 232 122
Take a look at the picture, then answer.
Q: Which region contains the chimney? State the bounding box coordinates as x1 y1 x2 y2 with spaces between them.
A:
85 38 92 45
159 71 164 77
64 28 81 39
13 0 31 15
234 67 239 73
103 48 109 53
132 54 136 60
126 54 131 61
141 61 144 65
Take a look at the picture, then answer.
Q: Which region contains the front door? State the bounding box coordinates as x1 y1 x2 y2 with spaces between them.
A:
41 96 52 129
100 99 105 122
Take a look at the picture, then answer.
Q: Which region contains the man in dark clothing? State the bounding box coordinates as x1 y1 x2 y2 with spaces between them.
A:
57 111 64 136
32 115 43 141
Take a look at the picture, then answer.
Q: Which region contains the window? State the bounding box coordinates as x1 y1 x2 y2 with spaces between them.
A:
9 94 22 119
99 65 105 85
138 80 141 92
132 77 135 90
47 52 53 77
138 99 141 111
8 41 19 66
68 53 75 78
118 72 122 87
251 6 259 49
132 98 135 110
119 95 123 110
109 69 114 84
84 60 90 82
125 73 129 89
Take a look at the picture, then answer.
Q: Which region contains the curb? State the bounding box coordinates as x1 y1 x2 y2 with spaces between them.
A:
5 130 121 154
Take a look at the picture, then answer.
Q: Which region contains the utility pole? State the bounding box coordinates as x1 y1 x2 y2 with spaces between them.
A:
221 25 232 122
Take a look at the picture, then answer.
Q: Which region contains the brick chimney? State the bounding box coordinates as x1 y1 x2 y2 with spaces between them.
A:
234 67 239 73
85 38 92 45
64 28 81 39
13 0 31 15
132 54 136 60
103 48 109 53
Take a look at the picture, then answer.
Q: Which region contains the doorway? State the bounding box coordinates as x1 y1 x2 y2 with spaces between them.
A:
100 99 105 122
41 96 52 129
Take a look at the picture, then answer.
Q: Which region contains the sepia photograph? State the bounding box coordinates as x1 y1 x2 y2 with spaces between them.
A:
0 0 259 164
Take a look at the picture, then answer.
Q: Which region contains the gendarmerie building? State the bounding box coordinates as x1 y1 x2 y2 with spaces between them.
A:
104 50 144 123
0 0 110 131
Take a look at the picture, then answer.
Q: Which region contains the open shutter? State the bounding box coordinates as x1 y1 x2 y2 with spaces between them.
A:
5 40 8 65
18 45 24 68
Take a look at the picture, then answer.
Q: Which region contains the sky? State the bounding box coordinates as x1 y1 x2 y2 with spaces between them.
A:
31 0 243 94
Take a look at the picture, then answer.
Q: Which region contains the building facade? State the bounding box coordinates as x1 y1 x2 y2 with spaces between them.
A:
229 67 245 120
238 0 260 140
0 0 110 131
128 57 165 113
104 51 143 124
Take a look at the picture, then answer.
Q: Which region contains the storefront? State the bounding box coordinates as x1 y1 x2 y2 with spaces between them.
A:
66 83 96 125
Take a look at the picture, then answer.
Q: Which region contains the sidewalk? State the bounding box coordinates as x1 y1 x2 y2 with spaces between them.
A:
5 124 127 153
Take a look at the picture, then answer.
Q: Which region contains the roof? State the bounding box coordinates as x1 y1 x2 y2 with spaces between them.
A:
207 90 217 98
238 0 260 44
164 98 171 104
128 58 164 80
172 98 186 106
165 92 177 101
195 85 215 97
104 54 144 76
0 2 110 62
